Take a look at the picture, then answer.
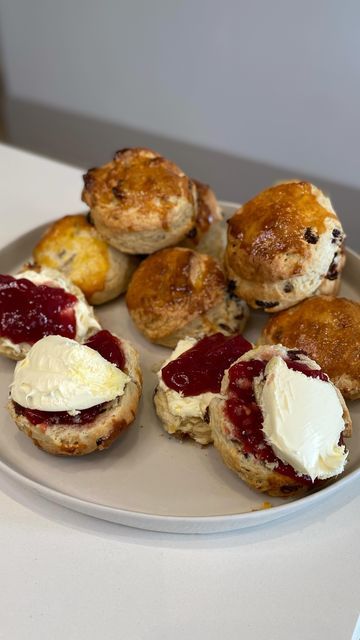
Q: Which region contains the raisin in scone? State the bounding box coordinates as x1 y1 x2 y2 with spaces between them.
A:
210 344 351 498
126 247 248 348
0 266 100 360
154 333 251 444
8 330 142 455
260 296 360 399
82 147 197 254
225 181 345 312
33 213 139 304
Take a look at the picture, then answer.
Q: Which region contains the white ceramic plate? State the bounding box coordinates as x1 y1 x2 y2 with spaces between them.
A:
0 202 359 534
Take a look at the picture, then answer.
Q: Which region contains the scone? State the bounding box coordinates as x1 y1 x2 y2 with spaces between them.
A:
210 344 351 498
126 247 249 348
182 180 226 262
33 213 139 304
154 333 252 444
8 330 142 455
225 181 345 312
0 266 100 360
82 147 197 254
260 296 360 399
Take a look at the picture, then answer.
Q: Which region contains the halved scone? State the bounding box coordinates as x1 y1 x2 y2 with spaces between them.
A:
154 333 252 444
8 330 142 455
0 266 100 360
210 344 351 497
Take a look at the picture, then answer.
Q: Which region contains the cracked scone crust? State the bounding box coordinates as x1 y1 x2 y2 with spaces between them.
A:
126 247 248 347
260 296 360 400
7 337 142 456
33 214 139 304
225 181 345 312
209 344 351 498
82 147 197 254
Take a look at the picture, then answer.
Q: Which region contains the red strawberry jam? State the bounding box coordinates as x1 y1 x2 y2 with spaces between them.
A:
0 274 77 344
86 329 125 370
14 330 126 426
225 352 328 486
161 333 252 396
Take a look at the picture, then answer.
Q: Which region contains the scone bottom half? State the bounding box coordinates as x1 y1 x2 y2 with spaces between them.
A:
209 344 351 498
154 333 252 445
225 181 345 313
8 330 142 456
125 247 249 348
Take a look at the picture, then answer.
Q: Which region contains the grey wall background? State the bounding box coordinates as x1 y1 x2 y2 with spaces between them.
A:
0 0 360 188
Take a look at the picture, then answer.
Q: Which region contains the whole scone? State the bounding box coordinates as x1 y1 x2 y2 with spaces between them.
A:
260 296 360 400
0 266 100 360
225 181 345 312
182 180 226 262
8 330 142 456
126 247 248 348
210 344 351 498
33 214 139 304
82 147 197 254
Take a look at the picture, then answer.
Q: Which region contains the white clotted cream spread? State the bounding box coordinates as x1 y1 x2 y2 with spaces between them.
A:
11 335 130 412
254 356 347 481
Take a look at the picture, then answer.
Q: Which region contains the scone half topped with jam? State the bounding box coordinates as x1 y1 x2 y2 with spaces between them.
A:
0 266 100 360
210 344 351 497
82 147 197 254
154 333 252 444
8 329 142 455
126 247 249 348
225 181 345 312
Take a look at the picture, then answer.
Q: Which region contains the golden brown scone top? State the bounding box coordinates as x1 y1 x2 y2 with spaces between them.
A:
33 214 109 299
261 296 360 394
82 147 195 233
126 247 226 340
227 182 340 282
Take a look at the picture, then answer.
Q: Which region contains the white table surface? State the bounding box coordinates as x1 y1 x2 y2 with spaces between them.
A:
0 143 359 640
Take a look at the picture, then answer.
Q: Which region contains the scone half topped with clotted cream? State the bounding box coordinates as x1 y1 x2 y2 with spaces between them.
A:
210 344 351 497
154 333 252 444
225 181 345 312
0 266 100 360
8 329 142 455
